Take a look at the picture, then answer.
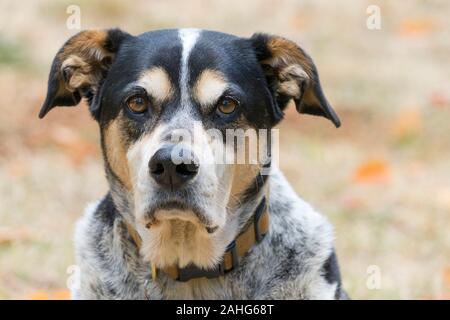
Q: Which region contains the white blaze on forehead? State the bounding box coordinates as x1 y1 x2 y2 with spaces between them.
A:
178 28 201 107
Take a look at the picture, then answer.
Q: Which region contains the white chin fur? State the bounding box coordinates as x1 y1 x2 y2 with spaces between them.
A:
138 214 229 269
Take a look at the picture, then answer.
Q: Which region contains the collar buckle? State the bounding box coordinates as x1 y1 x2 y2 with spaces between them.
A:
254 197 267 243
224 240 239 272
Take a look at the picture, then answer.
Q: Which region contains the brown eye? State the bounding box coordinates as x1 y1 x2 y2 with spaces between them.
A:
127 95 149 113
216 97 238 115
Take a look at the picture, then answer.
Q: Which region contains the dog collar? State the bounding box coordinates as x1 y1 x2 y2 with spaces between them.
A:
125 197 269 282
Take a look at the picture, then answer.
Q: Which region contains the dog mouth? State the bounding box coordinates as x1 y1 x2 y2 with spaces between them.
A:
145 200 218 233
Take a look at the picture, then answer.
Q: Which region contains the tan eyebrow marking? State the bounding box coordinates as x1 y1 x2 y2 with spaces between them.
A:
138 67 173 102
193 69 228 107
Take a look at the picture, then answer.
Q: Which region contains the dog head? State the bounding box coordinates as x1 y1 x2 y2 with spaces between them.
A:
40 28 339 269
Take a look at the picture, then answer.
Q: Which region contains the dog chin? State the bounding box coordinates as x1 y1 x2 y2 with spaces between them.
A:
139 211 226 269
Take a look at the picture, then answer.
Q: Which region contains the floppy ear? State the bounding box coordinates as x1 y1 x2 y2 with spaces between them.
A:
250 33 340 127
39 28 130 119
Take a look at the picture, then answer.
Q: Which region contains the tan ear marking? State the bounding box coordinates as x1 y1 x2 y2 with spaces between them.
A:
277 64 309 98
39 29 130 119
261 38 312 99
57 31 112 93
252 33 340 127
61 55 102 92
59 30 109 61
278 64 309 81
264 37 313 79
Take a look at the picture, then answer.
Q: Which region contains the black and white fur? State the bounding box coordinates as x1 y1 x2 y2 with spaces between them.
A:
40 28 348 300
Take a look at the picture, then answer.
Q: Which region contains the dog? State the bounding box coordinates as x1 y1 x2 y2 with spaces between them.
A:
39 28 348 299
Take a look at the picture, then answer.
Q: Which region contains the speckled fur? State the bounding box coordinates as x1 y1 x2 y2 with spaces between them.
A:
73 167 347 300
40 28 347 300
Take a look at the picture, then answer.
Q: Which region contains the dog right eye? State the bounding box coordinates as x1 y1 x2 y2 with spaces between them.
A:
126 94 150 114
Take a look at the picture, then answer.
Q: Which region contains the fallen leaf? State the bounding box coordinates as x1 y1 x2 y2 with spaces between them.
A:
398 17 436 37
429 90 450 108
443 267 450 287
353 159 390 184
390 109 422 141
28 291 50 300
0 227 32 244
26 290 71 300
52 290 71 300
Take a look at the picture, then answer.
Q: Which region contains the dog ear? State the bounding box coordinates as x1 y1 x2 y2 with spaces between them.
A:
39 28 130 119
250 33 340 127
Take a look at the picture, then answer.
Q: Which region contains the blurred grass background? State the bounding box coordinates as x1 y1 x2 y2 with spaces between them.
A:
0 0 449 299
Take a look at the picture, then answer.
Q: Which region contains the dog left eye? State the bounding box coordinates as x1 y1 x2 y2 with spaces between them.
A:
126 94 150 113
216 97 238 115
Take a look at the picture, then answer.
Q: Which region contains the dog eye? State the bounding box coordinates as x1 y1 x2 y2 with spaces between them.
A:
126 94 150 113
216 97 238 115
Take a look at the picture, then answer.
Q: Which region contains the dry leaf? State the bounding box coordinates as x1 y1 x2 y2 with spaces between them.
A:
52 290 71 300
27 290 71 300
0 227 32 244
390 109 422 140
398 17 436 37
443 267 450 287
28 291 50 300
353 159 390 183
429 90 450 108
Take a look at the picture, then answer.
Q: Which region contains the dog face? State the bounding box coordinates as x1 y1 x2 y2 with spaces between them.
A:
40 28 339 269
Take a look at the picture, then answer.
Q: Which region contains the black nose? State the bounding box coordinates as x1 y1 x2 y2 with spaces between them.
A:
149 146 199 189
